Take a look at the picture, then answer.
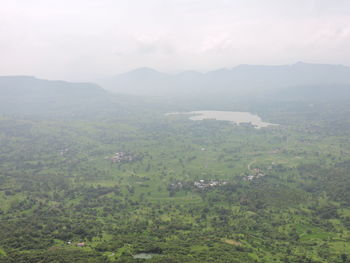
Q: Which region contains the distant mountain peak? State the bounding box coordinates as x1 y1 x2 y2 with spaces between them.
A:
125 67 164 75
176 70 202 76
294 61 306 65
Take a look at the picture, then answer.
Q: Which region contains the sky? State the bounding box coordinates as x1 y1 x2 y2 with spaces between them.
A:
1 0 350 81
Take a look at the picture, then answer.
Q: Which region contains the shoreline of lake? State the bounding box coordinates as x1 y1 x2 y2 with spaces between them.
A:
166 110 278 129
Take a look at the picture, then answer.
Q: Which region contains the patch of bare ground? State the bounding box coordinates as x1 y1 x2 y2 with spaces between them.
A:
222 239 242 246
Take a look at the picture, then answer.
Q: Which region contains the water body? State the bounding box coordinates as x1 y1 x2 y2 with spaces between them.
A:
167 111 277 129
133 253 160 259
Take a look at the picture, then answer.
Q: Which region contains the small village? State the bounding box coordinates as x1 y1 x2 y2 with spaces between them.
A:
193 179 228 189
168 179 228 192
244 168 266 181
106 152 135 163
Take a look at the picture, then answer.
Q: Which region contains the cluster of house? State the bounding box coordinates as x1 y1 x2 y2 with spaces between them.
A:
193 179 228 189
107 152 134 163
169 181 184 190
67 241 85 247
59 148 69 156
168 179 228 192
244 168 265 181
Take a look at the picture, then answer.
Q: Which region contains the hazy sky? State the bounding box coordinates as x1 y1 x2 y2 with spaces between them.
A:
1 0 350 81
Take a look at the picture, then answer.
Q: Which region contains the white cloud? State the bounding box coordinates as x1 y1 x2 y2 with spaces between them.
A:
0 0 350 80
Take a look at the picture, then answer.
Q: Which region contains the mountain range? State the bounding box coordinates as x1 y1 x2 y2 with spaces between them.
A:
97 62 350 97
1 62 350 118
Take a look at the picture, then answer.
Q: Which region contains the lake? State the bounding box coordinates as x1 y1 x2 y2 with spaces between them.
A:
133 253 160 259
166 111 277 129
